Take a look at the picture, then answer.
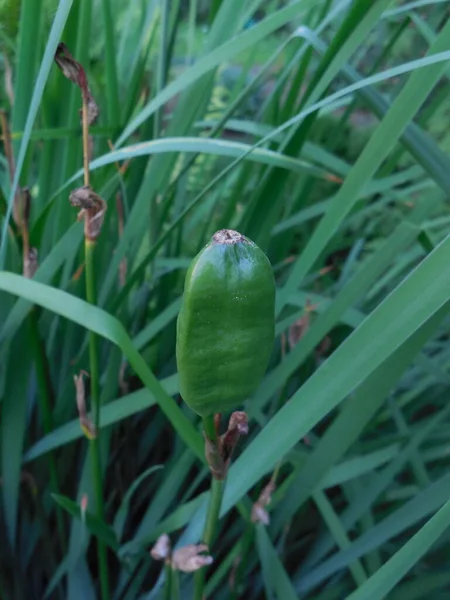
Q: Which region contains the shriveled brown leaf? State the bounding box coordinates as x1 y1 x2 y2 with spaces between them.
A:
55 43 83 86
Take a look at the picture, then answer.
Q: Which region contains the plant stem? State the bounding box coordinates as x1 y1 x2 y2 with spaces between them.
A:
82 102 90 188
82 94 109 599
172 568 180 600
202 414 217 442
163 562 172 600
203 478 224 548
85 239 110 600
193 415 225 600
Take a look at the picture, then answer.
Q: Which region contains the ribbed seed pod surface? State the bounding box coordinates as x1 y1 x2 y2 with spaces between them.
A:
176 229 275 417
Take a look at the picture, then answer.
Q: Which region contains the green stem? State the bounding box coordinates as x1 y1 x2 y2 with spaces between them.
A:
85 239 110 600
163 563 172 600
202 414 217 442
171 568 180 600
193 416 224 600
203 478 223 547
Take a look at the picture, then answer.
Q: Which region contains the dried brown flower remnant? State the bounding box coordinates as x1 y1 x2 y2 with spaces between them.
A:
221 411 248 462
204 432 226 481
172 544 213 573
84 92 99 127
150 534 171 562
24 248 38 279
0 109 15 183
204 411 249 480
74 371 96 439
69 185 107 241
150 535 213 573
80 493 88 513
288 299 318 349
251 479 276 525
54 43 82 85
54 43 99 125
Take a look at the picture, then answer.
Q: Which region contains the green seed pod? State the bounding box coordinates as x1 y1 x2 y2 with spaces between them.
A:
176 229 275 417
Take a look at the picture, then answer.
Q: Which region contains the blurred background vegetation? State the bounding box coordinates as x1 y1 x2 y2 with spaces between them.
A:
2 1 450 599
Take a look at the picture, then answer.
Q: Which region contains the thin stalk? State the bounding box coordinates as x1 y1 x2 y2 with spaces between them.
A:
82 95 110 600
171 568 180 600
82 103 90 188
203 414 216 442
85 239 110 600
203 478 223 548
163 563 172 600
193 415 225 600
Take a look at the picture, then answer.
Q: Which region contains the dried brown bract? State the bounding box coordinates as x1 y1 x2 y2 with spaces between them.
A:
54 43 99 125
251 479 276 525
288 299 318 349
69 185 107 241
204 411 249 480
74 371 96 439
24 247 38 279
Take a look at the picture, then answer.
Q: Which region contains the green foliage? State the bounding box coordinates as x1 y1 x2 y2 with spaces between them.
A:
1 1 450 598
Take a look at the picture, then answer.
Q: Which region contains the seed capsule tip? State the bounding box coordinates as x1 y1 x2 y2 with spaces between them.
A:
212 229 248 245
